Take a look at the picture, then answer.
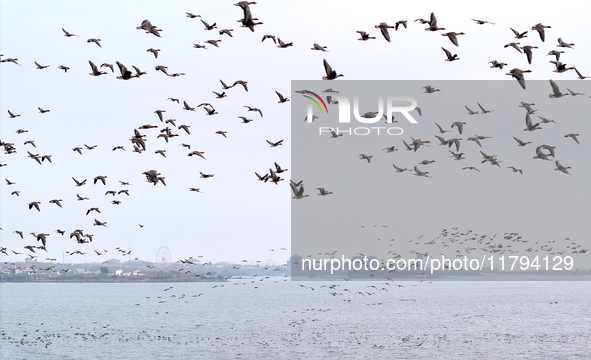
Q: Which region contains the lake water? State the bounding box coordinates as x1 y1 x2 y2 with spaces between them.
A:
1 280 590 359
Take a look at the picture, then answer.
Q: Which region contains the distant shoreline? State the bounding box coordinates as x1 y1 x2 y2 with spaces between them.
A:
0 278 225 283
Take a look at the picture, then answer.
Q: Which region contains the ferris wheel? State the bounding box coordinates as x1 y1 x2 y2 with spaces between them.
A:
155 246 172 269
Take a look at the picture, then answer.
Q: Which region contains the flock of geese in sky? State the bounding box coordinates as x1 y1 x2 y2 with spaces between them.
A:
1 4 590 358
1 2 300 264
1 2 589 271
291 13 588 199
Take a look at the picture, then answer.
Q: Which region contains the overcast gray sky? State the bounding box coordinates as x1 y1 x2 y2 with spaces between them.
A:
1 0 590 266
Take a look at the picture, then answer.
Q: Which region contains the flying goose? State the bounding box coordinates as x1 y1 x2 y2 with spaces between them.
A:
273 162 287 173
116 61 139 80
504 42 522 53
147 48 161 58
49 199 63 207
29 201 41 211
512 136 531 146
549 79 568 98
564 133 580 144
375 22 394 42
311 43 328 51
188 151 206 159
477 102 493 113
489 60 507 69
275 91 289 103
183 101 195 111
94 175 107 185
356 31 375 41
93 219 107 227
413 166 431 177
451 121 466 134
155 65 169 75
442 32 464 46
573 67 588 80
87 38 102 47
358 154 373 163
329 129 342 138
520 45 538 64
266 139 283 147
291 185 309 199
233 80 248 91
205 39 222 47
434 122 450 134
277 38 293 48
510 28 527 38
220 79 233 89
62 28 78 37
557 38 574 48
244 105 262 117
550 61 574 73
88 61 107 76
8 110 21 118
132 65 146 76
24 140 36 147
395 20 408 30
506 68 531 89
72 177 87 186
34 61 49 69
425 12 445 31
178 124 190 134
238 6 263 31
524 113 541 131
0 57 20 65
137 19 162 37
566 88 584 96
465 105 479 115
201 19 217 30
262 35 276 43
392 164 408 172
219 29 234 37
255 172 269 182
506 166 523 174
86 207 100 215
532 23 551 42
322 59 343 80
554 160 571 174
448 150 465 160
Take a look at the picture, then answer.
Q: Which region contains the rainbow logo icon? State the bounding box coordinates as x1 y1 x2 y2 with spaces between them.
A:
297 90 329 114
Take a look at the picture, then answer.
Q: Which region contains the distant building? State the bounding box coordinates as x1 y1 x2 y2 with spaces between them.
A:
290 254 302 269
